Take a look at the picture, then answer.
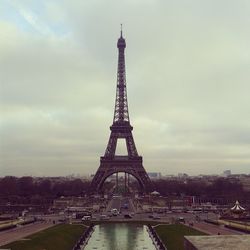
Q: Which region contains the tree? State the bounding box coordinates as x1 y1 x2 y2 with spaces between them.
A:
0 176 18 195
17 176 34 195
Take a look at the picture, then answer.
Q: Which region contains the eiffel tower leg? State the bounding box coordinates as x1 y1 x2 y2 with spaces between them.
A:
89 167 103 193
90 159 153 194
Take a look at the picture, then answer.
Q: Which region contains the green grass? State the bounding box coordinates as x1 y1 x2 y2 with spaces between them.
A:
155 223 207 250
3 224 86 250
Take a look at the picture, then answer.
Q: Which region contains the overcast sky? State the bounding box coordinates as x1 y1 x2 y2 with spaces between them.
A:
0 0 250 177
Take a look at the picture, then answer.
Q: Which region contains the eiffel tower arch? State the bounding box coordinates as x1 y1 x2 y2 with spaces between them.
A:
89 29 152 193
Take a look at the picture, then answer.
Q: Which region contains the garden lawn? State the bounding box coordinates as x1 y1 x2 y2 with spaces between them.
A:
3 224 86 250
155 223 207 250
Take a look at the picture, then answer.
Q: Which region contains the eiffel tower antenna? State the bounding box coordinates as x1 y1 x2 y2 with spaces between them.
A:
89 29 152 194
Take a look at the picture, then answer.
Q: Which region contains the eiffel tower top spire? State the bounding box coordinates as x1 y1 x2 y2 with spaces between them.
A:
113 28 129 123
120 23 123 37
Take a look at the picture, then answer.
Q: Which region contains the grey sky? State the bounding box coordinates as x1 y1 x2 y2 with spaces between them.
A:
0 0 250 176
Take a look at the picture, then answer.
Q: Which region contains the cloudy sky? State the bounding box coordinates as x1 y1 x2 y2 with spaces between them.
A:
0 0 250 177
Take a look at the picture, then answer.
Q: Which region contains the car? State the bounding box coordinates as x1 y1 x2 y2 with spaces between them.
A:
179 217 185 222
111 208 119 216
82 216 91 221
100 215 109 220
124 214 132 219
112 195 121 199
123 203 129 209
153 216 161 220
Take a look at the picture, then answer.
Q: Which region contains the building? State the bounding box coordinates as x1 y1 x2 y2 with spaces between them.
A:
178 173 189 178
148 172 162 179
222 170 231 177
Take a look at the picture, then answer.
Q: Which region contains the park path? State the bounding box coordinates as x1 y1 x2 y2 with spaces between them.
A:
0 222 54 246
191 221 244 235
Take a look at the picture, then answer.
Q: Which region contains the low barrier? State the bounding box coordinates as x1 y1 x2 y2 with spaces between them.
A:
218 219 250 234
224 224 250 234
0 223 16 232
0 218 36 232
72 224 94 250
147 224 166 250
203 219 220 226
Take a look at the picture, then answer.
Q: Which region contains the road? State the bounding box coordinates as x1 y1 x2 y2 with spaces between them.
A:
0 222 54 246
106 197 134 214
1 198 243 246
109 198 121 211
96 202 246 236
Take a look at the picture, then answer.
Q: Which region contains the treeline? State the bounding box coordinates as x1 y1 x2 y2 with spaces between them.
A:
154 178 248 200
0 176 90 197
0 176 248 202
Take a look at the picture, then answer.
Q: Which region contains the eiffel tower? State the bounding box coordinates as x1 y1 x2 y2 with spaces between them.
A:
89 29 152 193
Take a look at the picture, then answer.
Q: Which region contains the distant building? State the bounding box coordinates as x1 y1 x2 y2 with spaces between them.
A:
53 196 91 210
222 170 231 177
178 173 189 178
148 172 162 179
164 175 175 178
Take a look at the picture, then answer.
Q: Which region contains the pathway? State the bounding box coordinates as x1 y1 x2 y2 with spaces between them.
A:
0 222 54 246
191 221 244 235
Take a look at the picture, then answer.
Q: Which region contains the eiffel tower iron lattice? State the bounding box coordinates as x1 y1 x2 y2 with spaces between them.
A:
89 29 152 193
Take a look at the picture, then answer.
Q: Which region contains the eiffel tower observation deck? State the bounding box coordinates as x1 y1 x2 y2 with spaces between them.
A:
89 28 152 193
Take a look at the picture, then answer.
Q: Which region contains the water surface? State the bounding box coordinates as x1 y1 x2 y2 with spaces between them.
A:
84 223 156 250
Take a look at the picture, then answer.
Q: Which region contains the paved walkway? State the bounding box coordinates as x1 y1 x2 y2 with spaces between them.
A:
0 222 54 246
191 222 244 235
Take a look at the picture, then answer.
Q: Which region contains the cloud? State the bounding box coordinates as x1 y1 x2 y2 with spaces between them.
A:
0 0 250 176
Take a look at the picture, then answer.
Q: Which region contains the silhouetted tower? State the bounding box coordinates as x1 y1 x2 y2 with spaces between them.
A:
89 29 152 193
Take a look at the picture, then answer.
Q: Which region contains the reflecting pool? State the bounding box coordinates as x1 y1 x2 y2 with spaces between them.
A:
84 223 156 250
